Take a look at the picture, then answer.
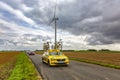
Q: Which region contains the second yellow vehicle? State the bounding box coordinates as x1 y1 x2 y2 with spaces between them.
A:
42 49 69 66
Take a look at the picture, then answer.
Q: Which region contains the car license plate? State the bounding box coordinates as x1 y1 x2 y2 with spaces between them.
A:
58 61 64 63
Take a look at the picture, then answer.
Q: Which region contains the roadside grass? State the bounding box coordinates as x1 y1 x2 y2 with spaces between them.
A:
8 52 41 80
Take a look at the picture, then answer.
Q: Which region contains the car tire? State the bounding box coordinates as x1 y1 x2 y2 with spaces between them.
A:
48 60 51 66
42 58 44 63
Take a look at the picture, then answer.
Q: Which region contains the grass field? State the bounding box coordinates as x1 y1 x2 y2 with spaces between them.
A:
64 51 120 69
8 52 41 80
0 51 20 80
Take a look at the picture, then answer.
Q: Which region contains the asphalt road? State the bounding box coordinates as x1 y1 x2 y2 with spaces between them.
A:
28 54 120 80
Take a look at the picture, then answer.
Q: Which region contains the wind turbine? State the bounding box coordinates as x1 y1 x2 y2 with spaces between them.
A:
49 0 59 49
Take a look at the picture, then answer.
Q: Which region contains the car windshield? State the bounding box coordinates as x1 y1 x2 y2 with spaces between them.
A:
49 52 62 55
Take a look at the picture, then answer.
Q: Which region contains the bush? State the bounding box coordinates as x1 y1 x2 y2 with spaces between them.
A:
88 49 97 51
99 49 110 51
63 50 75 52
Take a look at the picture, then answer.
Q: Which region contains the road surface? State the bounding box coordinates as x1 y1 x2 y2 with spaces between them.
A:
28 54 120 80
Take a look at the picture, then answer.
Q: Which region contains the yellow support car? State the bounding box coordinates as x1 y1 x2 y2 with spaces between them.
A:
42 49 69 66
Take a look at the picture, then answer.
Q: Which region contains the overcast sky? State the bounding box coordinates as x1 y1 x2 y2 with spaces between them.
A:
0 0 120 50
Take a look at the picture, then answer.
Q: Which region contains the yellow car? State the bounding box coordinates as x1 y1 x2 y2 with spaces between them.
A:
42 49 69 66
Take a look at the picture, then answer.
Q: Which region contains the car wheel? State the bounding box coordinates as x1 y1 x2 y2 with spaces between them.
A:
42 58 44 63
48 60 51 66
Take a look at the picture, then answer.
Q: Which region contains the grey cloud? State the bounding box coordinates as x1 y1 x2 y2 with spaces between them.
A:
22 0 39 7
1 0 120 46
0 23 13 31
0 19 52 48
22 34 51 41
0 0 22 9
0 39 17 46
24 0 54 24
86 33 113 45
57 0 120 45
0 39 5 45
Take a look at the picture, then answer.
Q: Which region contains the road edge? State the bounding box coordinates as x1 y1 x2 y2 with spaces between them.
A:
26 53 43 80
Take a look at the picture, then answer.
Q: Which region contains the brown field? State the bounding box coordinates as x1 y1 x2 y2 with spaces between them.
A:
0 51 21 80
64 51 120 66
0 51 21 65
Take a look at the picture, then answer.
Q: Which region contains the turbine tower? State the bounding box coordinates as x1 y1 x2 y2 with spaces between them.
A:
49 0 59 49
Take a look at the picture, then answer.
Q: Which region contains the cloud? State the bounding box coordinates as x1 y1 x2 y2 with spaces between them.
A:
56 0 120 45
0 0 120 50
0 18 54 50
0 1 35 25
0 0 33 12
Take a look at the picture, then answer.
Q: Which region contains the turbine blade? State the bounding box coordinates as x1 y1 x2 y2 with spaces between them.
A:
48 0 57 25
48 18 55 25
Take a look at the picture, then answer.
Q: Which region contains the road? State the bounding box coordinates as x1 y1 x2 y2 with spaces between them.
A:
28 54 120 80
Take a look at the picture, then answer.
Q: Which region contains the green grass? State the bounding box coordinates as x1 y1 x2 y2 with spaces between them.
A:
70 58 120 69
8 53 40 80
